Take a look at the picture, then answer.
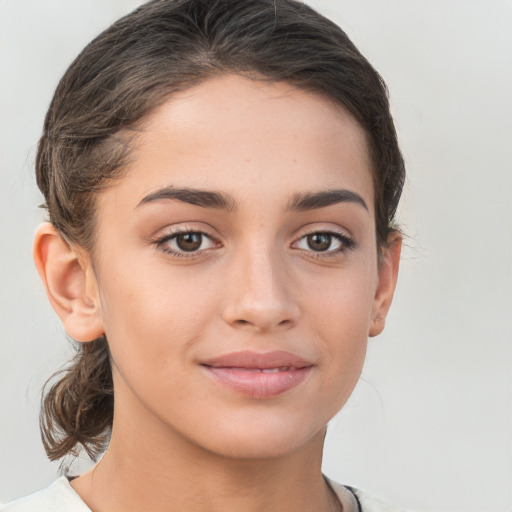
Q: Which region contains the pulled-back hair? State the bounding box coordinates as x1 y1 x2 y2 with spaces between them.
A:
38 0 405 462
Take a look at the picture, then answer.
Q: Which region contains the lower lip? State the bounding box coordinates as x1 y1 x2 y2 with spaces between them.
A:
202 366 312 399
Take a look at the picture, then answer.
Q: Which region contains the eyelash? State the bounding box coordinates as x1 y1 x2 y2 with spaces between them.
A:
292 230 356 257
153 228 355 259
153 228 220 258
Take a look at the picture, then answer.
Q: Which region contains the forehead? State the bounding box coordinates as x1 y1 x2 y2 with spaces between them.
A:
100 74 374 214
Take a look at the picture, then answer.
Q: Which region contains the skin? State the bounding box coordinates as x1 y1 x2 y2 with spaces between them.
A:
34 75 401 512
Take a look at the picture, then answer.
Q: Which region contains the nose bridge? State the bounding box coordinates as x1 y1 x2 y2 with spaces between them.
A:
222 238 299 331
243 245 281 300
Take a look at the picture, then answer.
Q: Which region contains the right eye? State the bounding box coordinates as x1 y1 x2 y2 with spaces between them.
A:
154 230 218 257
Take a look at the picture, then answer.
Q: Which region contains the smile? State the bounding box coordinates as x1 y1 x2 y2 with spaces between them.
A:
235 367 299 373
201 350 313 399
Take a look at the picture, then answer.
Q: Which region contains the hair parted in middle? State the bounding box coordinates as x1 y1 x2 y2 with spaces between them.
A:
37 0 405 463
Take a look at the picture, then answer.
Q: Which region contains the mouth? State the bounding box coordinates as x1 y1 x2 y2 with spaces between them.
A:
200 350 314 399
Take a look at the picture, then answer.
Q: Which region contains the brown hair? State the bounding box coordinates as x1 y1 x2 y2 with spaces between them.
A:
38 0 405 462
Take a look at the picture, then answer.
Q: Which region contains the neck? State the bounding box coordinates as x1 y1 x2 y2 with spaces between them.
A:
71 406 337 512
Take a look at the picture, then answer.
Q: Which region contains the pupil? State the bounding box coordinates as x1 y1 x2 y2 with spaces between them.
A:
307 233 331 251
176 233 202 251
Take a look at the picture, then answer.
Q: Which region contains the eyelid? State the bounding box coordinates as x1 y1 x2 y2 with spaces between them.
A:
152 225 222 258
291 226 356 254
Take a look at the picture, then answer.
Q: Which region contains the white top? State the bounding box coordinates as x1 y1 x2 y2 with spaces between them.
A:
1 476 406 512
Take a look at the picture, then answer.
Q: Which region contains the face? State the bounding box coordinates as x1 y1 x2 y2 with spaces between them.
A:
85 75 394 459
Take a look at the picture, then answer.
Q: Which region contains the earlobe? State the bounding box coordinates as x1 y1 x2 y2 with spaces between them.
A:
33 222 104 342
369 233 402 337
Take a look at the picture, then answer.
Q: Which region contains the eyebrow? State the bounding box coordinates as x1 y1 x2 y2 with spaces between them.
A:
137 186 368 212
287 189 368 212
137 187 238 210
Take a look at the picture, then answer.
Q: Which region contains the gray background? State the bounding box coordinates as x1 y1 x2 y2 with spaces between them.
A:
1 1 511 510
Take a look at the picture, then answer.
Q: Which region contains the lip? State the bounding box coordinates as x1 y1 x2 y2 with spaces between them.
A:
200 350 313 399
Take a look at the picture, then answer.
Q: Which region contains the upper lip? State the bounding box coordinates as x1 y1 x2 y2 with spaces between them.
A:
201 350 313 369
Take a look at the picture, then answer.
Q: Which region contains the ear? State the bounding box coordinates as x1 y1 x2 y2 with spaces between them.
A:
369 233 402 337
33 222 104 342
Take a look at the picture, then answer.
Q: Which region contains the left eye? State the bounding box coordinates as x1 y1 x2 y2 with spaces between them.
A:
294 232 351 253
157 231 217 254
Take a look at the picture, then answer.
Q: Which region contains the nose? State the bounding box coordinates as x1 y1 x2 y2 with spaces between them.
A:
222 246 300 333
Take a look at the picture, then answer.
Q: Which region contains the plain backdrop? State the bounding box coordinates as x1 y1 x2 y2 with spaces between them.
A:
1 1 511 511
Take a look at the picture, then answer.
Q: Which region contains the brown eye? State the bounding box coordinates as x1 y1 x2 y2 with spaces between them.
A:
293 230 355 255
155 230 217 256
175 232 203 252
306 233 332 251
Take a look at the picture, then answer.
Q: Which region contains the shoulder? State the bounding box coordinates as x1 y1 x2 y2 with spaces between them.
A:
0 477 90 512
349 487 409 512
328 479 409 512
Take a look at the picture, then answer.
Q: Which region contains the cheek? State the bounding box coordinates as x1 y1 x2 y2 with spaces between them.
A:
95 253 221 362
309 261 377 335
305 261 377 389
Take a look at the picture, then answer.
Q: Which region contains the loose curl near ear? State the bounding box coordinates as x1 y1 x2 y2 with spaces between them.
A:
40 337 113 463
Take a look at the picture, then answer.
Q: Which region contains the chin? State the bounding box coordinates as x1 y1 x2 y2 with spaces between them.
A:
191 415 327 461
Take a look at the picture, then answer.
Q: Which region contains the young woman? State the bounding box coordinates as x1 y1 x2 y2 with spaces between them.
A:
2 0 405 510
